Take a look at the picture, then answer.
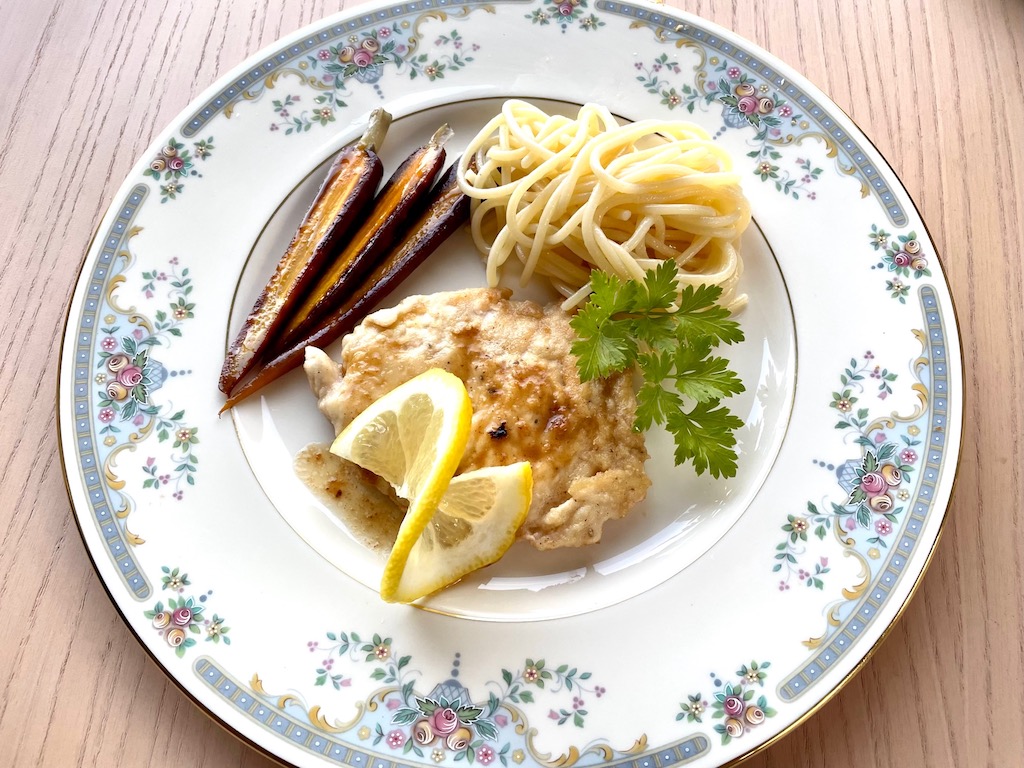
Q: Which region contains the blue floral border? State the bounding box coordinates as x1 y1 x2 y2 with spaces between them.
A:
778 285 949 700
71 184 152 600
181 0 529 138
196 657 362 762
195 656 711 766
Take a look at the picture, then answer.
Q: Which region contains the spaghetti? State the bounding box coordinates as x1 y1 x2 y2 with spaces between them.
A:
456 100 750 308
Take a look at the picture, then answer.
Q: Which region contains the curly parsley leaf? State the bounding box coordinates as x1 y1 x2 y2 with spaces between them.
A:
570 260 746 477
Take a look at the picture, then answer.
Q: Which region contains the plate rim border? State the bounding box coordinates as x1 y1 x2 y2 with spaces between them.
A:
53 1 967 765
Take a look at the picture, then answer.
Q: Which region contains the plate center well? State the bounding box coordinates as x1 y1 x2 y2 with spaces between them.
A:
230 100 796 621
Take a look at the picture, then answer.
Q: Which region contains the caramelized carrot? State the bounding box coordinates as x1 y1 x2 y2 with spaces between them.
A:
270 124 453 354
219 160 470 412
219 108 391 394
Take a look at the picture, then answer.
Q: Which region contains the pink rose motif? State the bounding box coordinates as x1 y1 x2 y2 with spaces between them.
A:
116 365 144 388
860 472 887 496
171 607 192 626
737 96 759 115
430 707 459 735
352 49 374 68
168 156 185 172
893 251 911 267
558 1 573 14
723 695 745 717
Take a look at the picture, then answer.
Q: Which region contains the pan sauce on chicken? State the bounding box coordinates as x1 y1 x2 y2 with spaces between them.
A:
305 288 650 550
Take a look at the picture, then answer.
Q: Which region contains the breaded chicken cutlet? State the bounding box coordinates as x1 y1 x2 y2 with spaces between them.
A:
305 287 650 550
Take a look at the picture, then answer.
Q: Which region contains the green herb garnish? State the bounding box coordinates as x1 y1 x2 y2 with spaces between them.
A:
570 260 746 478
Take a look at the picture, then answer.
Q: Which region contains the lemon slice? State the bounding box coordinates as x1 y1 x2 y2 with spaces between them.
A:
382 461 533 603
328 368 532 603
330 366 471 538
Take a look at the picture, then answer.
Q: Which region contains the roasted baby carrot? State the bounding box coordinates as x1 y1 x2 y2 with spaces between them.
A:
219 108 391 394
270 124 453 354
219 159 471 412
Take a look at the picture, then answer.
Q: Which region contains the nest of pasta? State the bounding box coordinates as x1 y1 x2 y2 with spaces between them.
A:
457 100 751 309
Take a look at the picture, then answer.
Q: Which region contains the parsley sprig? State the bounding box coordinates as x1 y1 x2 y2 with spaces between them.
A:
570 260 746 478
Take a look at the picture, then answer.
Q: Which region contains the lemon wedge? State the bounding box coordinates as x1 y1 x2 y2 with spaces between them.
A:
383 461 532 603
329 368 532 603
330 367 471 508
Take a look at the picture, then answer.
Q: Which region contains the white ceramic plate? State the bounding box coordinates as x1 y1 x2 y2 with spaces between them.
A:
59 2 962 766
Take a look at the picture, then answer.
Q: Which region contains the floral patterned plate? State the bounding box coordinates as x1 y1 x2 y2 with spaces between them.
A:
58 1 962 766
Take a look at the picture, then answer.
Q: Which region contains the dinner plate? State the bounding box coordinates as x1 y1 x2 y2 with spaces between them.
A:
58 1 962 766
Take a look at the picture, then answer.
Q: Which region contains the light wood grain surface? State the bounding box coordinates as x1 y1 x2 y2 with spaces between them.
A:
1 0 1021 765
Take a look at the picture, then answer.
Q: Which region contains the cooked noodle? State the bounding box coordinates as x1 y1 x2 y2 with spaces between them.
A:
456 100 750 309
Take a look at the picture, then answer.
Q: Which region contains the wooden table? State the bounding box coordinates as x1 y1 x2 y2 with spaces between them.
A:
1 0 1020 765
